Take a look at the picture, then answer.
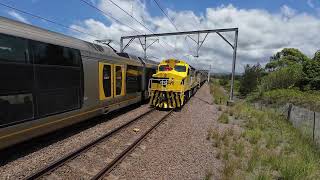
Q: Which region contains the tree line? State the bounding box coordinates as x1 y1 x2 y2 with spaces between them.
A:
239 48 320 96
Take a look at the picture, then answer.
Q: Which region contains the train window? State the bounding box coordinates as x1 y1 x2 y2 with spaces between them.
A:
115 66 123 96
32 41 80 67
0 33 28 63
32 41 83 117
159 65 171 71
174 65 186 72
37 88 80 117
103 65 112 97
0 93 34 126
126 65 142 93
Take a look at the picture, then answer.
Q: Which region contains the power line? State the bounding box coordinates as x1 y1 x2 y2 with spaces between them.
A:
0 2 101 40
152 0 194 59
153 0 179 31
108 0 154 34
107 0 176 54
79 0 141 34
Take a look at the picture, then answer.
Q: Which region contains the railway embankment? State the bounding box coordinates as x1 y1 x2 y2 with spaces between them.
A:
208 81 320 179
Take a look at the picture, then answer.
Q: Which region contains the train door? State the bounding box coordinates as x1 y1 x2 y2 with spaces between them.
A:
99 62 113 100
114 65 125 97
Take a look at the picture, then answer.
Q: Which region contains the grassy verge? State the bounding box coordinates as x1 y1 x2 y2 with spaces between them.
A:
210 79 228 105
220 79 240 97
248 89 320 111
208 102 320 179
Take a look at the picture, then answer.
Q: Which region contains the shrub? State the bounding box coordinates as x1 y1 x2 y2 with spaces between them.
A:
218 112 229 124
239 64 264 96
258 64 303 93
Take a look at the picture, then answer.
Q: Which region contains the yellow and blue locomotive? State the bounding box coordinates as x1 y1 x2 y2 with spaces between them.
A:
149 59 207 108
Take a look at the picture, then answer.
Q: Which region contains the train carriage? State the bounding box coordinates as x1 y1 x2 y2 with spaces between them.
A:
0 17 157 149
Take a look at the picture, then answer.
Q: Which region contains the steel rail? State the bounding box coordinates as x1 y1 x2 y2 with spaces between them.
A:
25 108 155 180
91 110 174 180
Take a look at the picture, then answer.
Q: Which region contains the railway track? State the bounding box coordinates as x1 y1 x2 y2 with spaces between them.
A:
25 108 173 180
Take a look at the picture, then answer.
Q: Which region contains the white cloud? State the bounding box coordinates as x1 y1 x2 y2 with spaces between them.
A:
307 0 315 8
70 1 320 73
8 10 30 24
280 5 296 18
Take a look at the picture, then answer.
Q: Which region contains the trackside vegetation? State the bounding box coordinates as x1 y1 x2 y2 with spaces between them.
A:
239 48 320 111
208 48 320 179
209 79 228 105
209 74 320 179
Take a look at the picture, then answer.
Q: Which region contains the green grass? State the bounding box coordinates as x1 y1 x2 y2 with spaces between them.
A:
208 102 320 179
210 80 228 105
236 103 320 179
248 89 320 111
218 112 229 124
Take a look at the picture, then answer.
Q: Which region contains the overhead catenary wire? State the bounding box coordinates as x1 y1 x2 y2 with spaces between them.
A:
0 1 140 54
152 0 195 60
0 2 102 40
108 0 154 34
107 0 177 54
79 0 174 57
153 0 179 31
79 0 141 34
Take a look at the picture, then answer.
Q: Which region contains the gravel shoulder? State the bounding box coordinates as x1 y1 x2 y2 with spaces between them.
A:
107 83 223 180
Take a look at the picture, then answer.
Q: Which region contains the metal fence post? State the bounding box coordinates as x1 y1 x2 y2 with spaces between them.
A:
287 104 292 121
313 111 316 141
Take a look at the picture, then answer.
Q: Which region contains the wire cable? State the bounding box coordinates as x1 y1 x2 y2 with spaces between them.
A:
152 0 195 59
107 0 176 52
153 0 179 31
0 2 102 40
79 0 141 34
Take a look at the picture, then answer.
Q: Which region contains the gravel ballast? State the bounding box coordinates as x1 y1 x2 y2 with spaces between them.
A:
0 104 151 179
106 84 223 180
1 83 223 179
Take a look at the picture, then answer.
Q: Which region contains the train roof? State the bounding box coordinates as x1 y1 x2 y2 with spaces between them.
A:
0 17 150 66
117 53 158 68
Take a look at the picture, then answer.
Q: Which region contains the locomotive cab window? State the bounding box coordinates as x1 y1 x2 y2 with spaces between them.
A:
174 65 186 72
159 65 171 71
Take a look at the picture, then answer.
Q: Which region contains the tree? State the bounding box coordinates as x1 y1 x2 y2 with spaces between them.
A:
313 50 320 61
302 50 320 90
239 63 264 96
265 48 310 71
260 64 303 92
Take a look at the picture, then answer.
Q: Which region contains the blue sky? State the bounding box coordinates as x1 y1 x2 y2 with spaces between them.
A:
0 0 319 36
0 0 320 72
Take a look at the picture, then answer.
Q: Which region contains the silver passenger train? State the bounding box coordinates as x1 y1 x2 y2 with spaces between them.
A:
0 17 157 149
